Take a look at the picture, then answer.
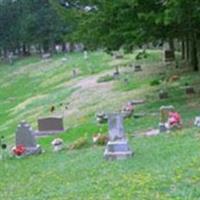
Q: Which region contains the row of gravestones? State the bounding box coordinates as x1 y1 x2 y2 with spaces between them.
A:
159 86 196 100
13 109 200 160
15 114 133 160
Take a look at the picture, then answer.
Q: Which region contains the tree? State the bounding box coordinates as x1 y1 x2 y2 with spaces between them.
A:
59 0 200 70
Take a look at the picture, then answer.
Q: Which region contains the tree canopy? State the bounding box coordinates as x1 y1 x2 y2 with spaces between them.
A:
0 0 199 70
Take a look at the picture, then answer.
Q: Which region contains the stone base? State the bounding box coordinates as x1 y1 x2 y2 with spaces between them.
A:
34 130 64 137
104 140 133 160
159 123 168 133
25 144 42 156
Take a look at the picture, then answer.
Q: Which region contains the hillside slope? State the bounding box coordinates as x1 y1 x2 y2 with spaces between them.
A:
0 50 200 200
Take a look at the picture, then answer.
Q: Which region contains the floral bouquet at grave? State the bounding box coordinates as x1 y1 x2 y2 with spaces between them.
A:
12 144 26 157
51 138 64 152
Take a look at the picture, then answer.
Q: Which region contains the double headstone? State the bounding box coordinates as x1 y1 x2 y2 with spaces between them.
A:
16 121 41 156
35 117 64 136
104 113 133 160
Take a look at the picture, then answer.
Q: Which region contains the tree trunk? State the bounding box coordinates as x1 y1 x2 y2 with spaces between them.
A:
181 40 185 60
3 48 8 59
168 38 175 59
190 34 198 71
186 36 190 61
22 44 26 56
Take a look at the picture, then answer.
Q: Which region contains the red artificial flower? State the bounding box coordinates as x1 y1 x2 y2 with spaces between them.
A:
13 144 26 156
168 112 181 125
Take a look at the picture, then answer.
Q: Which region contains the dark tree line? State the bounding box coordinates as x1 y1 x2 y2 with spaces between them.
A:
0 0 70 59
0 0 200 71
57 0 200 71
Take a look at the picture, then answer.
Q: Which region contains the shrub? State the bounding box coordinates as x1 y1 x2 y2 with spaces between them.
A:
150 79 160 86
97 74 114 83
68 137 89 150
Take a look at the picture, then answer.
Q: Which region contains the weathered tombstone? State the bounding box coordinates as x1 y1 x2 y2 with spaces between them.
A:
16 121 41 155
130 100 145 105
164 50 175 62
159 90 169 99
42 53 51 60
72 69 77 78
104 113 133 160
113 52 123 59
35 117 64 136
134 65 142 72
185 86 195 95
113 66 120 78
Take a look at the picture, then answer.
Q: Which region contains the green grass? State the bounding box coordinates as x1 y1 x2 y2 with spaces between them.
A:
0 50 200 199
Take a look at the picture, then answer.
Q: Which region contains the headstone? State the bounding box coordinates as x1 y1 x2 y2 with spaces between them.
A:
113 66 120 78
72 69 77 78
113 52 123 59
35 117 64 136
134 65 142 72
16 121 41 156
164 50 175 62
42 53 51 60
185 86 195 95
130 100 145 105
159 90 168 99
104 113 133 160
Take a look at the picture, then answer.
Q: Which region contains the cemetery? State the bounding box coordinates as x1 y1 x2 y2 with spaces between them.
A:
0 1 200 200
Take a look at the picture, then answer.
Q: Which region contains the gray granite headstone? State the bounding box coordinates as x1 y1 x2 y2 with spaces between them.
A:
108 114 125 141
104 113 133 160
35 117 64 136
16 121 41 155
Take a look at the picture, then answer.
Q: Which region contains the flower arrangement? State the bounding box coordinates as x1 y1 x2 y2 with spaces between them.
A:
12 144 26 156
93 133 108 145
51 138 64 152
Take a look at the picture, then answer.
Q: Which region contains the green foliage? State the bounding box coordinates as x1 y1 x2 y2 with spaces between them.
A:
150 79 160 86
0 0 69 55
1 51 200 199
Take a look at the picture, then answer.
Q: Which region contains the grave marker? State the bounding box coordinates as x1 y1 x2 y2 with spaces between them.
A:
35 117 64 136
104 113 133 160
164 50 175 62
16 121 41 155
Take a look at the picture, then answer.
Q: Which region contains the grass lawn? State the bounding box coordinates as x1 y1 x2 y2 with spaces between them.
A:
0 50 200 199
